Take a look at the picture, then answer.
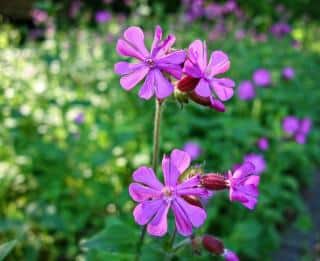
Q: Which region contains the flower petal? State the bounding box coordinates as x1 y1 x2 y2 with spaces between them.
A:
116 39 146 61
114 61 144 76
233 162 255 179
129 183 162 202
153 34 176 58
209 97 225 112
133 199 163 225
194 78 211 97
157 63 183 79
123 26 149 58
170 149 191 174
188 40 207 72
147 201 170 236
120 65 149 90
156 50 187 65
151 25 163 53
139 70 155 100
162 154 181 187
132 166 163 190
207 51 230 77
153 69 174 99
211 78 235 101
183 59 203 78
171 199 193 236
176 175 208 196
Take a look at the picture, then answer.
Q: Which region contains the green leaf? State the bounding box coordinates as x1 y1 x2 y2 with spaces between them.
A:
0 240 17 261
80 217 139 254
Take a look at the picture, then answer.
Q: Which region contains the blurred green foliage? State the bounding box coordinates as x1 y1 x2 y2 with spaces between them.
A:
0 5 320 261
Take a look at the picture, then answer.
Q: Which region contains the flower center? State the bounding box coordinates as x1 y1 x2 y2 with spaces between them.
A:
162 186 174 198
144 58 155 68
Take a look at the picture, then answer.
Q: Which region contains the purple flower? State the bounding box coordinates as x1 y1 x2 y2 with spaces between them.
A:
31 9 48 24
183 0 204 22
129 149 207 236
227 162 260 210
182 40 235 111
95 10 112 23
244 153 266 175
282 116 312 144
115 26 186 100
74 112 84 124
282 116 299 135
237 80 255 100
183 142 202 160
253 68 271 87
282 67 295 80
223 249 240 261
257 137 269 151
205 3 224 19
270 22 291 38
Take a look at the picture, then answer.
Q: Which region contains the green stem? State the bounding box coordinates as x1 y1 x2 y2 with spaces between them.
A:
152 99 163 171
135 99 163 261
165 227 177 261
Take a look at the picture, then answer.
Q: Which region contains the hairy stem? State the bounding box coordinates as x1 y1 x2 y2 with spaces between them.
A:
135 99 163 261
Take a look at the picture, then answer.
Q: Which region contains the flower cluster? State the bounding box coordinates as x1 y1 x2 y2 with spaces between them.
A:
129 149 208 236
282 116 312 144
237 66 295 101
115 25 235 112
114 25 262 260
129 152 261 237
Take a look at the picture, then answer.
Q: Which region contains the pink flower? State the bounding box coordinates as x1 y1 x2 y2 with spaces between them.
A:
182 40 235 111
95 10 112 23
129 149 207 236
244 153 266 175
283 116 312 144
257 137 269 151
282 67 295 80
183 142 202 160
253 68 271 87
223 249 240 261
31 9 48 24
227 162 260 210
237 80 255 100
115 26 186 100
282 116 299 135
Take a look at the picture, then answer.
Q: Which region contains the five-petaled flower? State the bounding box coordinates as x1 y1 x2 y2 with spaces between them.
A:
179 40 235 111
129 149 207 236
115 26 186 100
227 162 260 210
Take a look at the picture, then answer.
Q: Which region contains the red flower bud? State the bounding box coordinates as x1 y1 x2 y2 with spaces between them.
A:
201 173 228 190
177 76 199 92
202 235 224 255
182 195 203 208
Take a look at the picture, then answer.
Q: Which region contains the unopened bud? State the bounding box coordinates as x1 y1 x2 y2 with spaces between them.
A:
177 76 199 92
202 235 224 255
201 173 228 190
182 195 203 208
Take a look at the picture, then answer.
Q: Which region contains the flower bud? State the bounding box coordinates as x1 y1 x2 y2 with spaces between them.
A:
202 235 224 255
182 195 203 208
201 173 228 190
177 76 199 92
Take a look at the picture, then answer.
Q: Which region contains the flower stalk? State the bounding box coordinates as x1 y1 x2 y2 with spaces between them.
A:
135 98 163 261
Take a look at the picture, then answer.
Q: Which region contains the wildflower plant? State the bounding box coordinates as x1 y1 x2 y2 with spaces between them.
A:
113 25 261 260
